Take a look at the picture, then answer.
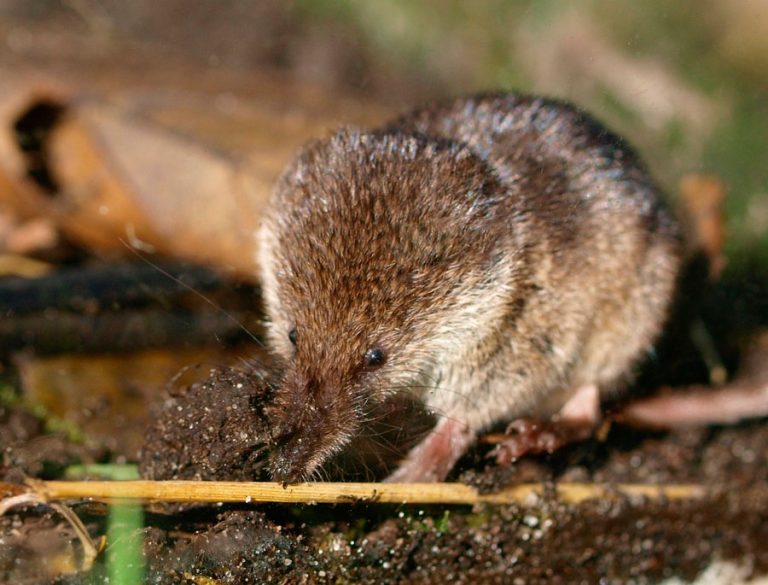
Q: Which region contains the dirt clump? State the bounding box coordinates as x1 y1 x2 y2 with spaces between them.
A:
139 365 277 481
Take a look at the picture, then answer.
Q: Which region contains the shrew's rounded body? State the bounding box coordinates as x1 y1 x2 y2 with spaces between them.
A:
258 93 680 482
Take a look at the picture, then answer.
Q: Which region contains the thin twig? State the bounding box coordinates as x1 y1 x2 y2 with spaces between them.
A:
7 479 717 506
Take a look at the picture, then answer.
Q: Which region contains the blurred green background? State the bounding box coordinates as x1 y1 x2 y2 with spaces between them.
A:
2 0 767 265
290 0 768 268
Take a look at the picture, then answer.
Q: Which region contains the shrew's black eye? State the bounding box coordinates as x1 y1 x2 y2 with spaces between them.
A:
364 347 385 367
288 328 298 346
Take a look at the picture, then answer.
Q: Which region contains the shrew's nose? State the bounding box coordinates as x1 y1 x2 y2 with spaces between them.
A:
269 427 318 483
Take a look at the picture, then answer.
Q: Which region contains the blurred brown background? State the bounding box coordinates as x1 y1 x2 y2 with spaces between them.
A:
1 0 767 264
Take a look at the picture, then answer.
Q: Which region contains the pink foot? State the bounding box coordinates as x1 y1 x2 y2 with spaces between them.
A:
492 418 594 465
492 384 600 465
385 417 475 483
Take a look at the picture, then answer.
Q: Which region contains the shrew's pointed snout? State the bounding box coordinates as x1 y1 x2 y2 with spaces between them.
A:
269 422 325 482
266 380 357 483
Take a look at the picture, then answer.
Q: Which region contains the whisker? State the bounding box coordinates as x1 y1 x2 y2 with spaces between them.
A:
120 238 264 347
357 434 408 459
164 363 203 393
380 382 476 404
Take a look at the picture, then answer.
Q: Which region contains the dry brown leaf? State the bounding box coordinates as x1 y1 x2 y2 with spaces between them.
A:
0 69 71 219
678 174 727 279
3 217 58 255
49 101 267 274
0 49 389 277
0 253 51 277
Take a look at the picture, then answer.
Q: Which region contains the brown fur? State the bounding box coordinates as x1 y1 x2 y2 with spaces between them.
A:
258 93 681 482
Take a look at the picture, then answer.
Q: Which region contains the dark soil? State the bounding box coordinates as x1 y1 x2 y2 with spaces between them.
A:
138 365 276 482
2 364 767 584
